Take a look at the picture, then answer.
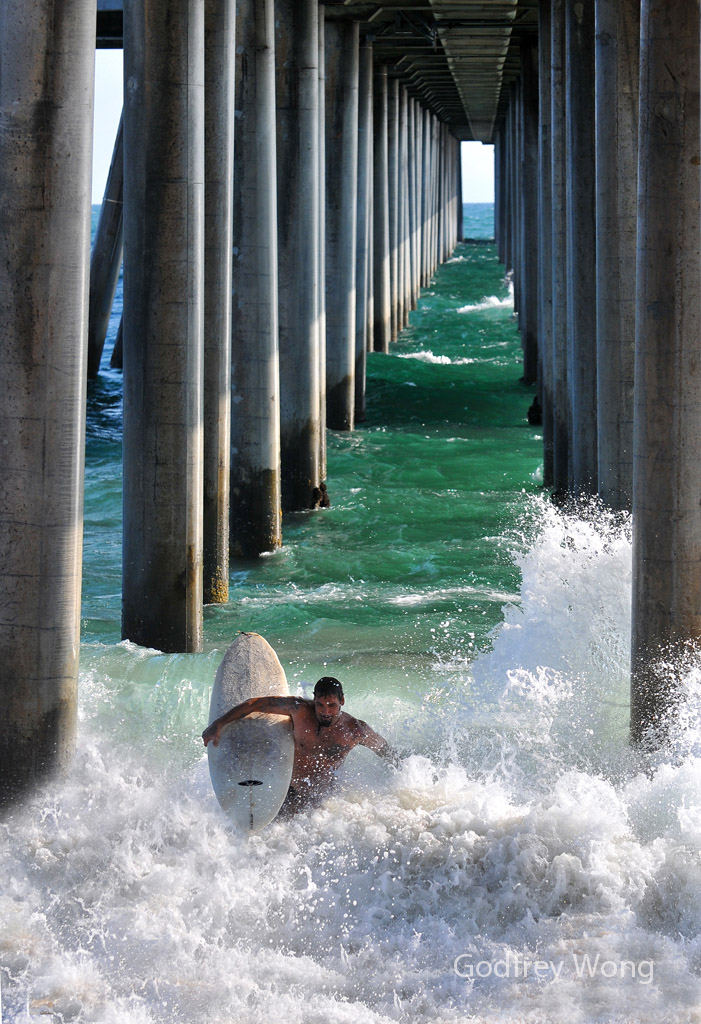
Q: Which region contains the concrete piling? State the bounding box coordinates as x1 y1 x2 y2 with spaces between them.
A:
538 0 554 488
565 0 598 495
318 14 328 484
0 0 94 805
230 0 282 556
355 38 374 423
595 0 639 512
122 0 205 651
87 113 124 379
324 19 359 430
203 0 235 604
551 0 570 498
276 0 322 511
520 36 539 388
631 0 701 744
373 65 391 354
388 77 400 342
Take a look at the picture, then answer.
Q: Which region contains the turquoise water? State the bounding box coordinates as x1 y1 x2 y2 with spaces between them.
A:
462 202 494 239
3 208 700 1023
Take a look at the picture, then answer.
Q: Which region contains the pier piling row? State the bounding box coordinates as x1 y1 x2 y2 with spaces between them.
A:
3 0 701 802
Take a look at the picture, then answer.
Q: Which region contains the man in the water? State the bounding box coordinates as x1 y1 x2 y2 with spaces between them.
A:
201 676 398 816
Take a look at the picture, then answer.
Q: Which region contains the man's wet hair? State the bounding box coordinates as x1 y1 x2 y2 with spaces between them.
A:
314 676 344 700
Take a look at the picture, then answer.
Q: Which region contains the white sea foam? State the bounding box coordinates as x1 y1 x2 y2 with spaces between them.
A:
455 294 513 314
396 351 476 366
3 500 701 1023
455 278 514 315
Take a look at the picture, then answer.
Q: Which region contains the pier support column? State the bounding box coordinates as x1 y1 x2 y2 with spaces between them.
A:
412 100 423 303
318 16 328 484
551 0 569 496
520 36 539 388
373 65 391 353
538 0 554 488
388 77 400 342
325 19 359 430
398 85 410 331
87 114 123 378
355 39 373 421
276 0 321 510
595 0 639 511
122 0 205 651
231 0 282 554
203 0 235 603
632 0 701 744
0 0 94 804
565 0 597 494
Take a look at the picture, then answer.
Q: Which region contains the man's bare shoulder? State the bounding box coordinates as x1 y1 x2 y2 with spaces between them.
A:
341 712 371 738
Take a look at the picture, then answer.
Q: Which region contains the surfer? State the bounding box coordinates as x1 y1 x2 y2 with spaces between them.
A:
202 676 398 816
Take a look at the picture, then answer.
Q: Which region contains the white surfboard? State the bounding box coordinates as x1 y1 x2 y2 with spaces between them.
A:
207 633 294 833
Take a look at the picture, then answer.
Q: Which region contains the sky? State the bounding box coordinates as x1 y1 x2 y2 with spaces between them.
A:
92 50 495 205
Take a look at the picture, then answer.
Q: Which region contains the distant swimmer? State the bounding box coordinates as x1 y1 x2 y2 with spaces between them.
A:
202 676 399 817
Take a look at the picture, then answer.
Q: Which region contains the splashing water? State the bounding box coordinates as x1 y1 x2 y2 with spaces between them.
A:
2 219 701 1023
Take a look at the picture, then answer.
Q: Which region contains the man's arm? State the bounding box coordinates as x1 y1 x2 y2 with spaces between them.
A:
202 695 301 747
356 721 400 767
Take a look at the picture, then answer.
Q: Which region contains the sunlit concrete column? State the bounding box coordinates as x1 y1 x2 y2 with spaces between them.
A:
538 0 554 488
203 0 234 604
425 117 437 276
521 35 539 387
632 0 701 744
494 127 503 259
355 38 373 422
87 113 123 378
276 0 321 509
325 19 359 430
318 15 328 485
514 82 523 316
456 138 463 247
398 85 409 331
122 0 204 650
551 0 569 496
407 99 417 310
421 108 431 285
230 0 282 554
373 64 391 353
0 0 94 805
595 0 639 511
387 77 400 341
412 101 424 299
565 0 597 494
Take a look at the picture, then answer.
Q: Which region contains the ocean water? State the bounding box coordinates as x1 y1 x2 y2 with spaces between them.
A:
462 203 494 241
2 209 701 1023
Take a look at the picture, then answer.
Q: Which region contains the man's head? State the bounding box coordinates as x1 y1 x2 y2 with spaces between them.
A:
313 677 345 727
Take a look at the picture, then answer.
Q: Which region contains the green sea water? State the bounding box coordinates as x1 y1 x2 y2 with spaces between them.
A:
81 238 541 727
